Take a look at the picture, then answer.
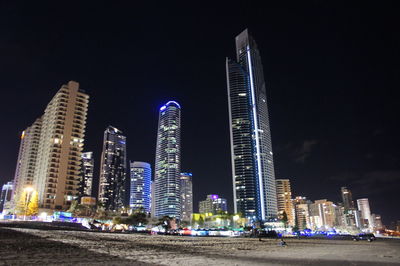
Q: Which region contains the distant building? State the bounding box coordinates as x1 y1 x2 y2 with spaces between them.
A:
372 214 383 230
226 29 277 222
154 101 181 219
0 181 13 213
81 152 94 197
293 196 310 230
180 173 193 221
98 126 127 211
357 198 373 229
129 161 151 213
199 194 227 214
276 179 295 226
309 199 337 230
341 187 354 212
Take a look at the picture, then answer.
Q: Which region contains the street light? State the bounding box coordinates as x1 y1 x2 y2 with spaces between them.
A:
23 187 34 221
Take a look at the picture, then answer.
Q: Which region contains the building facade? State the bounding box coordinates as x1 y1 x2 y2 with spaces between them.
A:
0 181 13 213
357 198 373 229
276 179 295 226
129 161 151 213
180 173 193 221
341 187 354 212
12 118 42 207
31 81 89 211
81 152 94 197
154 101 181 219
199 194 228 214
98 126 127 211
309 199 337 230
293 196 310 230
226 29 277 222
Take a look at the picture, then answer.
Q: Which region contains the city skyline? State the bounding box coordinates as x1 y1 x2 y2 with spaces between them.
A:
0 3 398 224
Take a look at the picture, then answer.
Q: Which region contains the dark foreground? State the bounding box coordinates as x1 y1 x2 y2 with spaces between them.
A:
0 226 399 265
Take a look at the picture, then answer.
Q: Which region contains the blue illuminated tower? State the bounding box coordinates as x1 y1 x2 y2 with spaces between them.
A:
226 29 278 221
154 101 181 219
129 161 151 213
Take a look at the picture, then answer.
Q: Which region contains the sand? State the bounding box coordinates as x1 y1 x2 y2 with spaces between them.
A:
0 227 399 265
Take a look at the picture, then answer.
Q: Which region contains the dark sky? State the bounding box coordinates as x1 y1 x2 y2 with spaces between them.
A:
0 2 399 224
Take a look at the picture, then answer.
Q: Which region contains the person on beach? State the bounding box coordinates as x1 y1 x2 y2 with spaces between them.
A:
279 238 287 247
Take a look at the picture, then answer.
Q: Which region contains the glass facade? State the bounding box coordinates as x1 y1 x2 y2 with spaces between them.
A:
154 101 181 219
81 152 94 197
180 172 193 221
129 161 151 213
98 126 127 211
226 29 277 221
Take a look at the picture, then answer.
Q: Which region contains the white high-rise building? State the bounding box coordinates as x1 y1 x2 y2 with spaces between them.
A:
12 118 42 207
154 101 181 219
357 198 373 229
129 161 151 213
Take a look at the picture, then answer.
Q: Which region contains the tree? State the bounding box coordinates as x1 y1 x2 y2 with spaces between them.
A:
113 216 122 225
126 210 148 226
15 189 36 216
15 190 28 215
26 191 39 216
282 211 288 228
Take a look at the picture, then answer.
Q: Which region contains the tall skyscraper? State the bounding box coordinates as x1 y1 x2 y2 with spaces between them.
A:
180 172 193 221
340 187 354 212
276 179 295 226
12 118 42 206
31 81 89 211
98 126 127 211
154 101 181 219
226 29 277 221
81 152 94 196
129 161 151 213
357 198 373 229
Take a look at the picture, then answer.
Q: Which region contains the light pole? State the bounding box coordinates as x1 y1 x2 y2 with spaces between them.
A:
23 187 34 221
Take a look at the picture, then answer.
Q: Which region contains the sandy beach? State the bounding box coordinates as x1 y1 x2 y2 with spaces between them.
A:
1 227 399 265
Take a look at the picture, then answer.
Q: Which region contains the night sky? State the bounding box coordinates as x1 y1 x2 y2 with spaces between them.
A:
1 3 399 225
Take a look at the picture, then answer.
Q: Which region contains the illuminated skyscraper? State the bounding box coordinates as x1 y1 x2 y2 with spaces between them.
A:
226 29 277 221
293 196 311 230
154 101 181 219
180 173 193 221
12 118 42 206
276 179 295 226
129 161 151 213
0 181 13 213
341 187 354 212
199 194 227 214
33 81 89 210
81 152 94 196
357 198 373 229
98 126 127 211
